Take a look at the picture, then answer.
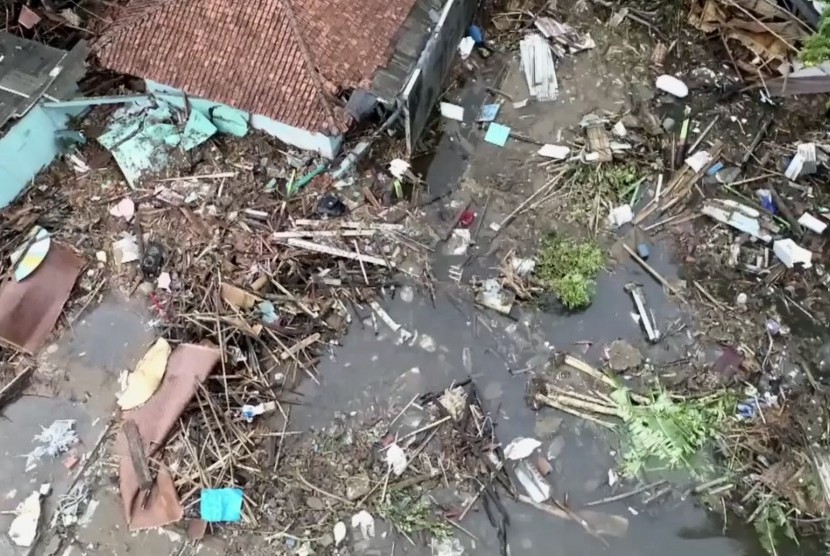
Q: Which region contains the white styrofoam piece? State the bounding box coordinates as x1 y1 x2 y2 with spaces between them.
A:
440 102 464 121
798 212 827 234
608 204 633 228
538 144 571 159
656 74 689 98
785 153 806 180
774 239 813 268
458 36 475 60
504 437 542 460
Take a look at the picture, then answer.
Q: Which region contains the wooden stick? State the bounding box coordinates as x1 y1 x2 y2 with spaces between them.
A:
123 420 154 492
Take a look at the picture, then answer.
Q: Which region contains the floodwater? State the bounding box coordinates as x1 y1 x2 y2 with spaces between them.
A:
293 65 814 556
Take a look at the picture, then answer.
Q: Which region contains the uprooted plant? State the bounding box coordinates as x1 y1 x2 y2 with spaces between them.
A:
537 234 604 309
532 354 734 478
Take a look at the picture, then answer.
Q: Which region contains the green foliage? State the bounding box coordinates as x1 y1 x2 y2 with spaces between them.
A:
537 235 604 309
802 10 830 66
379 492 451 541
611 388 734 478
754 498 798 556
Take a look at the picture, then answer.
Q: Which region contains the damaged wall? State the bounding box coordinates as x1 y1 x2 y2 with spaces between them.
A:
403 0 478 153
0 104 82 209
145 81 343 159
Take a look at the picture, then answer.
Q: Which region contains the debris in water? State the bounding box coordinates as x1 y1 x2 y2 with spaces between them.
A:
8 484 50 547
773 239 812 268
25 420 78 471
484 122 511 147
538 144 571 159
515 459 551 502
386 443 407 476
440 102 465 121
476 278 515 315
504 437 542 460
655 74 688 97
351 510 376 539
520 33 559 101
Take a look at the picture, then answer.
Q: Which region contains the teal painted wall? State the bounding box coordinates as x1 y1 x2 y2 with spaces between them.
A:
0 104 80 209
146 80 342 158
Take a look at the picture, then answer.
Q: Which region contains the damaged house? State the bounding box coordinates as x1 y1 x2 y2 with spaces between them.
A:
94 0 478 160
0 33 87 208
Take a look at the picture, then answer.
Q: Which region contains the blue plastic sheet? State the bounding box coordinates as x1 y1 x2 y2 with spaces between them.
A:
477 104 501 123
200 488 244 522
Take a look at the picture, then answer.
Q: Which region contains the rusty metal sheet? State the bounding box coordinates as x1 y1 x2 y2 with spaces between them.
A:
117 343 219 530
0 242 83 354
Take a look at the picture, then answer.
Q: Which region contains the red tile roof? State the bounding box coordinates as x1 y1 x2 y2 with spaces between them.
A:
95 0 418 134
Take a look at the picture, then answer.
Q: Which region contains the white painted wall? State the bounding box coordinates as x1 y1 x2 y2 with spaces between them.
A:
145 80 342 159
250 114 342 159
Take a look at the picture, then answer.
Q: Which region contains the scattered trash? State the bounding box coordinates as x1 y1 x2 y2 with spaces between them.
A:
534 17 595 54
612 121 628 137
258 300 279 324
477 103 501 122
702 200 772 242
8 484 50 547
458 36 475 59
430 537 465 556
157 272 172 291
200 488 244 523
240 401 277 423
515 459 551 502
25 420 78 472
458 209 476 228
636 243 650 260
476 278 515 315
511 257 536 277
10 226 51 282
112 233 140 265
386 443 407 476
109 198 135 222
799 212 827 234
504 437 542 460
351 510 376 539
317 194 346 218
655 74 689 97
333 521 347 546
608 204 633 228
141 242 166 277
685 150 713 172
440 102 465 121
756 189 776 214
538 144 571 159
388 158 412 179
520 33 559 101
625 283 660 342
445 228 471 256
484 122 511 147
118 338 172 410
582 113 612 162
221 283 259 310
785 143 817 180
773 239 813 268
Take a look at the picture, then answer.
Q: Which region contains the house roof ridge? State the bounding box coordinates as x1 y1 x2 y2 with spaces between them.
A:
276 0 343 133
